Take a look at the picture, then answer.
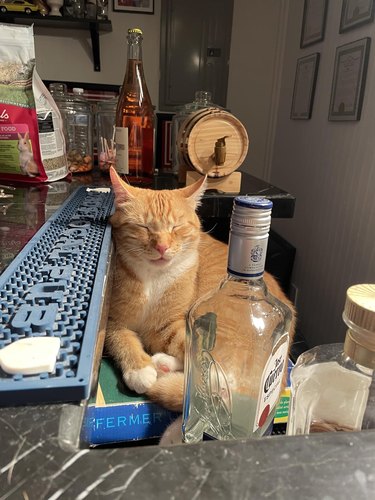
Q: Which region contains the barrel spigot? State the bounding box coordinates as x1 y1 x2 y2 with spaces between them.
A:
214 136 229 165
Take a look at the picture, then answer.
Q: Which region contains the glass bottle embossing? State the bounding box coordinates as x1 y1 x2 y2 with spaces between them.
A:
183 196 293 443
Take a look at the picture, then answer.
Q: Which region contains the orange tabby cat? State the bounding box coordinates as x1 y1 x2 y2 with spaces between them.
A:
106 167 295 413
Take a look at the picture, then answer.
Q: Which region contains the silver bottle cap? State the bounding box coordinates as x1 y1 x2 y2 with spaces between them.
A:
231 196 272 237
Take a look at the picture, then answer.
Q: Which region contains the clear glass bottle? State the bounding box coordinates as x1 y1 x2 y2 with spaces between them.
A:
171 90 215 177
115 28 155 185
287 284 375 435
96 97 117 173
182 196 293 443
49 83 93 174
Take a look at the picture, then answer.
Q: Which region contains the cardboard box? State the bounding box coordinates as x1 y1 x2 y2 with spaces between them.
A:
82 358 179 446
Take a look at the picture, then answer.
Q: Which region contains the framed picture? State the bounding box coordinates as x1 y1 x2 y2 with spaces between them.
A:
328 37 371 121
340 0 375 33
291 53 320 120
300 0 328 48
113 0 154 14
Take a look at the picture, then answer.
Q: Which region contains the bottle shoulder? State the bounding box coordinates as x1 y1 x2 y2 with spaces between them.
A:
189 276 293 331
292 343 373 378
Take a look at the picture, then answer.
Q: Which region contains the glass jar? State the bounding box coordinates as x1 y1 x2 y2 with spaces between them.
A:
96 98 117 173
49 83 93 174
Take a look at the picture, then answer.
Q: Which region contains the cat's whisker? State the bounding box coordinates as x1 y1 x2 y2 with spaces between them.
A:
202 225 218 236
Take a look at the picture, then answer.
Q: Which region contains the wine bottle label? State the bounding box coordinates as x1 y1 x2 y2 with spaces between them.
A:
115 127 129 174
227 234 268 278
253 335 289 432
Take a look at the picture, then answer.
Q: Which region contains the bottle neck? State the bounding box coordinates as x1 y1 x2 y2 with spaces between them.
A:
124 38 147 89
127 37 143 62
227 229 269 279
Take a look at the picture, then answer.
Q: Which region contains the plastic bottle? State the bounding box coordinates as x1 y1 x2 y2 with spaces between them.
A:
287 284 375 435
115 28 155 185
96 97 118 173
182 196 294 443
49 83 93 173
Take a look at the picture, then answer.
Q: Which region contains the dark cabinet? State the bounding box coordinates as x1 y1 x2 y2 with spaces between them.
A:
159 0 234 111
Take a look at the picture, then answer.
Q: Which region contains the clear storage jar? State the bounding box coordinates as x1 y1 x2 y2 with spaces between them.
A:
49 83 93 174
96 98 117 173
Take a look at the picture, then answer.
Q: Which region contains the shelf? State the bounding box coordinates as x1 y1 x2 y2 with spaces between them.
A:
0 12 112 72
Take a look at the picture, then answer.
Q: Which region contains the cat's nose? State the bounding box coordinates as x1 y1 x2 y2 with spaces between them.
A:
155 243 169 256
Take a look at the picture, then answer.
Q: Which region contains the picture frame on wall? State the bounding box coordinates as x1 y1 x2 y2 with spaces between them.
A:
328 37 371 121
340 0 375 33
113 0 154 14
290 53 320 120
300 0 328 48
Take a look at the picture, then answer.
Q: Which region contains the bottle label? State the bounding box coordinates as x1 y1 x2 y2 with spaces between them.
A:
253 334 289 432
227 234 268 278
115 127 129 174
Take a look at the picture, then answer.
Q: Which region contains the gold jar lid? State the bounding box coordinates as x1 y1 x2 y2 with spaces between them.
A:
344 284 375 333
343 284 375 367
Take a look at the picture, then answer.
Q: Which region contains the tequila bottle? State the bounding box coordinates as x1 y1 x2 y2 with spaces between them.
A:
183 196 293 443
287 284 375 435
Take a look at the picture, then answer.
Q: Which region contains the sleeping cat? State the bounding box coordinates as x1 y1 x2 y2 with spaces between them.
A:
106 167 296 418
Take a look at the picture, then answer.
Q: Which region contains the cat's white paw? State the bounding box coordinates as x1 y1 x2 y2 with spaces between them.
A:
159 416 183 446
152 353 183 375
124 365 157 394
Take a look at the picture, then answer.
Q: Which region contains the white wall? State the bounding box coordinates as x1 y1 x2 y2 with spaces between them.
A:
34 0 161 104
227 0 288 179
271 0 375 346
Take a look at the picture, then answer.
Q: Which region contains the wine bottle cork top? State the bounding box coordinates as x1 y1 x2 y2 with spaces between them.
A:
128 28 143 35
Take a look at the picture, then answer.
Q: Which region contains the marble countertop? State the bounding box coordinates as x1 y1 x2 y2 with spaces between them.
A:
1 401 375 499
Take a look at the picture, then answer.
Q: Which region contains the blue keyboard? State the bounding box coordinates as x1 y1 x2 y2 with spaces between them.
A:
0 186 114 405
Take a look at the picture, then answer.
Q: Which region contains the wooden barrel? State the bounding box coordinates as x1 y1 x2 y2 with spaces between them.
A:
176 107 249 178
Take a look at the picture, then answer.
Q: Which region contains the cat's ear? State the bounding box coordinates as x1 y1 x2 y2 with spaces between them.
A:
179 175 207 208
109 167 136 206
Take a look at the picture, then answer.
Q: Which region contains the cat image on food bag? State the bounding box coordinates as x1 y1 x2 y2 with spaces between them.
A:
17 132 39 177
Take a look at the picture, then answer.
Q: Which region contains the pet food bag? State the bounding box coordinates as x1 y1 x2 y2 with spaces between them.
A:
0 24 69 182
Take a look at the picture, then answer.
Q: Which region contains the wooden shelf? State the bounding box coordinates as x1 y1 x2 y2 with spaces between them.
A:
0 12 112 71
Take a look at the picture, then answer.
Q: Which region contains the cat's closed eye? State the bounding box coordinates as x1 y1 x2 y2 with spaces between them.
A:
135 223 149 229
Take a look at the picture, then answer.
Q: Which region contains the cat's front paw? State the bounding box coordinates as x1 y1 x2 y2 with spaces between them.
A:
152 353 183 375
124 365 157 394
